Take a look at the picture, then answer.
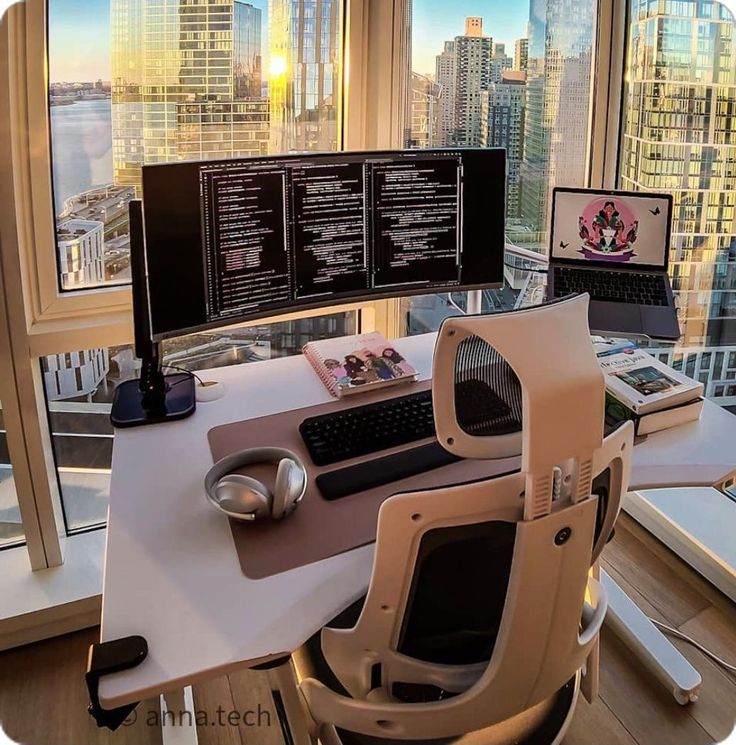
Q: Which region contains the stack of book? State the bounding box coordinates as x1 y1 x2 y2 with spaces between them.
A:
592 337 704 436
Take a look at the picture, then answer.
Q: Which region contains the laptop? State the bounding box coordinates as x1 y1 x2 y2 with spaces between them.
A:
547 187 680 341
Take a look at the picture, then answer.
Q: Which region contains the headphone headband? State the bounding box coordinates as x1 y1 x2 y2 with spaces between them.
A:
204 447 307 504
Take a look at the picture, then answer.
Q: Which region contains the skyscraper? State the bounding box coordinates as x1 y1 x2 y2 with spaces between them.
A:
519 0 594 237
491 43 513 84
453 18 493 147
234 2 263 98
407 72 441 149
111 0 270 188
435 41 456 146
481 70 526 218
515 37 529 71
620 0 736 405
268 0 341 153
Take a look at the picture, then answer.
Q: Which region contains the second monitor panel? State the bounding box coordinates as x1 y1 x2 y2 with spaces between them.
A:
143 148 505 340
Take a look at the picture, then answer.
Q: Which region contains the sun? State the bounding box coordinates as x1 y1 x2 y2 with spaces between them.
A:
269 55 288 79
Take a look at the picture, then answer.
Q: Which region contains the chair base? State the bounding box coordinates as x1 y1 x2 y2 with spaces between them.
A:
318 674 579 745
308 673 580 745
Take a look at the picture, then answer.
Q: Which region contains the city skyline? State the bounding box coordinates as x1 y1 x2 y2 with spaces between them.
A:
47 0 736 411
49 0 270 82
412 2 527 75
49 0 527 82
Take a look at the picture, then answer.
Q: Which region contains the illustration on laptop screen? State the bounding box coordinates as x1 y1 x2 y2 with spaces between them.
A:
551 190 671 266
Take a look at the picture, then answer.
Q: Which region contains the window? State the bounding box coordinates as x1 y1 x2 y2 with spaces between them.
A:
403 0 597 334
41 312 355 533
620 0 736 407
48 0 344 291
42 0 352 536
0 400 24 549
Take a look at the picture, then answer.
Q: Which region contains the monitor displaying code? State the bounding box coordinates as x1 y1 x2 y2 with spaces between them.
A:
142 149 505 339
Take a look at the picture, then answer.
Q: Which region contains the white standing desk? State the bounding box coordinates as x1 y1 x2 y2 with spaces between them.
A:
99 333 736 714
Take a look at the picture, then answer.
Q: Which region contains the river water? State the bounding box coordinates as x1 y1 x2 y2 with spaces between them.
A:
50 98 113 215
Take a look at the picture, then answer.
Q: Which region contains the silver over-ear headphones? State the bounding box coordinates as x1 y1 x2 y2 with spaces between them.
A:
204 447 307 521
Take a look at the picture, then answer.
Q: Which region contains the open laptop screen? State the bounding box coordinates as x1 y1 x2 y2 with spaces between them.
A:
550 188 673 269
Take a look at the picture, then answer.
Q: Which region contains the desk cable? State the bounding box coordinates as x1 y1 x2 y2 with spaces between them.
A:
648 618 736 677
163 364 205 387
503 261 548 275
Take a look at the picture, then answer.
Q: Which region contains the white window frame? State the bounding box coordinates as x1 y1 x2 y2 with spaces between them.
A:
10 0 134 334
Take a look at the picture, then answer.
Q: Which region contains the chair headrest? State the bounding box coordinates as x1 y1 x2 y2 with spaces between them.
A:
432 294 605 519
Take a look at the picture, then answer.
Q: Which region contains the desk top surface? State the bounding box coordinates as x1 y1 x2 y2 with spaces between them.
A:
100 332 736 708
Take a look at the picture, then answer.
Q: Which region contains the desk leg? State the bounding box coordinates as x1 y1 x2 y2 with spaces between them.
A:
159 686 199 745
266 658 316 745
601 570 702 705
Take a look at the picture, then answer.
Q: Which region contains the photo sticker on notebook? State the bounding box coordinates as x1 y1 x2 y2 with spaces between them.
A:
338 345 411 388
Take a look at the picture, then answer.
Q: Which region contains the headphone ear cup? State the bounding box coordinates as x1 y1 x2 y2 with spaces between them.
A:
273 458 305 519
214 474 272 521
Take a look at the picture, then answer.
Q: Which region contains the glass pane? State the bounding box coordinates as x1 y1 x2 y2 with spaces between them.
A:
48 0 344 291
405 0 597 333
0 400 25 548
159 313 356 370
620 0 736 410
41 313 354 533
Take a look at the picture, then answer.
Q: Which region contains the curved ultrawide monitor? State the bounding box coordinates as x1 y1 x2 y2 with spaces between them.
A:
141 148 506 340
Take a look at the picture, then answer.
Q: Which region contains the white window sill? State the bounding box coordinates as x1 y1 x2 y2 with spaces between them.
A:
0 529 104 651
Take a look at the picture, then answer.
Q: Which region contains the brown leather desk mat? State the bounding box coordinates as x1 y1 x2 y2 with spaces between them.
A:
208 380 521 579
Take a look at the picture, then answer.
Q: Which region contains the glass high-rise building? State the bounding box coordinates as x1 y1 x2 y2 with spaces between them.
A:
268 0 341 153
621 0 736 406
234 2 263 98
519 0 594 239
111 0 268 188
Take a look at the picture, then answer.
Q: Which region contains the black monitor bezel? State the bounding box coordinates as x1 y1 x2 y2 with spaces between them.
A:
141 148 506 341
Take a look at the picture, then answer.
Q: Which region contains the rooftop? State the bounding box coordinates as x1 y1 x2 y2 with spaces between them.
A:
57 219 103 241
501 70 527 84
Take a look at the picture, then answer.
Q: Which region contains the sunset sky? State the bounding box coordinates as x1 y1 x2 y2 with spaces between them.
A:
48 0 528 83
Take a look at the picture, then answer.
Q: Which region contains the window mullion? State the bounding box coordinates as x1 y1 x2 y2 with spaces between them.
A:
0 256 47 568
589 0 628 190
1 5 65 568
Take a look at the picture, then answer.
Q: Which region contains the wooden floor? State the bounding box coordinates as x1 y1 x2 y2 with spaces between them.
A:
1 514 734 745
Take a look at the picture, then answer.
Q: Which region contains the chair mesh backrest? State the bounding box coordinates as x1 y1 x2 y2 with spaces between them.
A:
397 520 516 669
453 335 523 437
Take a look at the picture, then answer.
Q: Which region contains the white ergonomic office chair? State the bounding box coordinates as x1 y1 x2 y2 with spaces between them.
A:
294 294 634 744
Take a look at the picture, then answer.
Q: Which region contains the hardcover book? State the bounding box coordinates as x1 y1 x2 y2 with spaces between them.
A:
303 332 417 398
599 349 703 416
605 394 704 436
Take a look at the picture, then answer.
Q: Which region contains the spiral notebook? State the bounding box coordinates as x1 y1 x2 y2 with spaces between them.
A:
303 332 418 398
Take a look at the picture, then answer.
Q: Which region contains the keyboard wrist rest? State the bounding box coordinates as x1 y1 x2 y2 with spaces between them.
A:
316 441 462 501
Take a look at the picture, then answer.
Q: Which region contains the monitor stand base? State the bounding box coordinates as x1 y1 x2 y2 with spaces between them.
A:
111 373 196 428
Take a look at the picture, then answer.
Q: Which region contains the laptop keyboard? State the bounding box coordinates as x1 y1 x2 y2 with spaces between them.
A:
553 267 669 306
